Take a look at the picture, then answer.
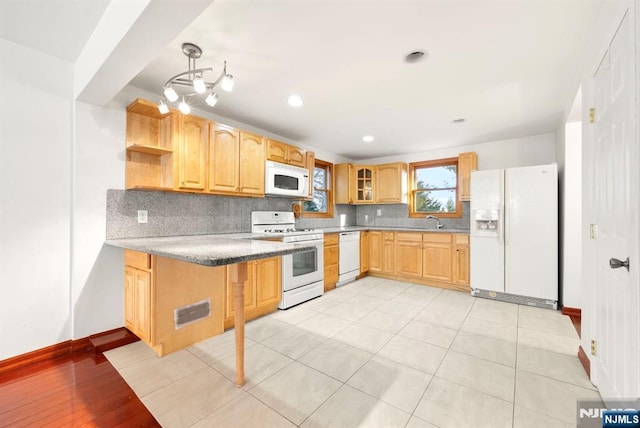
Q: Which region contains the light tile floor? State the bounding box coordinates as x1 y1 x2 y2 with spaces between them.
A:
105 277 600 428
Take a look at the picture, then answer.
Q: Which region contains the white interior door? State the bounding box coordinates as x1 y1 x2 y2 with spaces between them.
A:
591 7 639 401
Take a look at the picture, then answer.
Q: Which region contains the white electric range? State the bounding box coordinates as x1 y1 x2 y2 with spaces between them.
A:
251 211 324 309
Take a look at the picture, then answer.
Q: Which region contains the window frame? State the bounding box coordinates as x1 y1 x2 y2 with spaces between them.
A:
408 157 462 218
302 159 334 218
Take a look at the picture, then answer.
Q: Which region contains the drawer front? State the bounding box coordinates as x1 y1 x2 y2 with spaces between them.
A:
396 232 422 242
324 245 339 266
124 250 151 270
383 232 395 241
454 234 469 245
422 233 452 244
324 233 339 246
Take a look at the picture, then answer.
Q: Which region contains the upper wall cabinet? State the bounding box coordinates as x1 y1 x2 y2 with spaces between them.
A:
375 162 407 204
208 124 266 197
125 98 308 198
176 115 208 191
334 162 407 204
238 131 266 196
208 124 240 194
354 165 376 203
305 151 315 198
125 99 174 190
458 151 478 201
335 163 355 204
267 139 306 167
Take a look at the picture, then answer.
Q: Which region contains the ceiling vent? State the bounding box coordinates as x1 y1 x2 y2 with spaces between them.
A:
404 50 428 63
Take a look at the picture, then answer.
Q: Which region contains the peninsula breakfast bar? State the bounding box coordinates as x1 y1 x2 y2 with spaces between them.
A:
106 234 313 386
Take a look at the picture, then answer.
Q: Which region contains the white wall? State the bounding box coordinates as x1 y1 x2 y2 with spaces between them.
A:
71 99 127 339
357 133 556 169
0 39 73 360
562 121 582 309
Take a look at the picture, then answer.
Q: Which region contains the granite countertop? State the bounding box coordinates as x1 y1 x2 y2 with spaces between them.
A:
320 226 470 234
105 234 312 267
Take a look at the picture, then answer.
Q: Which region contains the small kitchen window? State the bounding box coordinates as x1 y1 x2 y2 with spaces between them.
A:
303 159 334 218
409 157 461 218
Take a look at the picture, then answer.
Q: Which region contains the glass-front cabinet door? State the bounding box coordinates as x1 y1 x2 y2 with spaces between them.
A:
355 166 375 203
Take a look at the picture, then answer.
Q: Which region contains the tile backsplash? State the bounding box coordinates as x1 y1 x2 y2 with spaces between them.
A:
106 189 356 239
353 202 471 230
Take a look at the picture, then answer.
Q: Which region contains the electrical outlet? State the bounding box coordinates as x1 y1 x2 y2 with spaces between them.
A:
137 210 148 224
377 209 382 216
364 214 369 223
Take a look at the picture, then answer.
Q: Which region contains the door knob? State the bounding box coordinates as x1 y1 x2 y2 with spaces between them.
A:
609 257 630 271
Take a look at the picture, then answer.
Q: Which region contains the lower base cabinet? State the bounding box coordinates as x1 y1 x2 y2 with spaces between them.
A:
366 232 470 291
323 234 339 291
124 250 226 357
125 252 283 354
224 256 282 329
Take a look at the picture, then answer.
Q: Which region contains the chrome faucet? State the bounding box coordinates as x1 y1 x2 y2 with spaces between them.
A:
425 215 444 229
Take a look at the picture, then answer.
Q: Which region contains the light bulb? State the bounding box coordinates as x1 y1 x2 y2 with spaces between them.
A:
288 95 303 107
178 98 190 114
221 74 234 92
157 100 169 114
205 91 219 107
163 86 178 102
193 76 206 94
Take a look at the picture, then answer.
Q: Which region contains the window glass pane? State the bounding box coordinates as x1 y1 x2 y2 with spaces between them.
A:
304 191 327 212
313 166 326 188
414 189 457 213
415 165 457 189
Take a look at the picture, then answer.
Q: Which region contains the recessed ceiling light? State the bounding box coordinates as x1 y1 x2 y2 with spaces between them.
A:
404 50 428 63
362 136 374 143
288 95 303 107
452 118 466 123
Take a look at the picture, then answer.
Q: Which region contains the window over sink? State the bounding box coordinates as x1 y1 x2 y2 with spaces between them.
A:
409 157 462 218
303 159 334 218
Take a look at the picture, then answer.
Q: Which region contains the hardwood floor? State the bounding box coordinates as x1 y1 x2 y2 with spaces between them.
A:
0 351 159 427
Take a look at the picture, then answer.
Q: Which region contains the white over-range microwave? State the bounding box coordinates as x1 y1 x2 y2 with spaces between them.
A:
265 160 309 198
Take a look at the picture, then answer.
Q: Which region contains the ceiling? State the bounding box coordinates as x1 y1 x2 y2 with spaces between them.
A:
1 0 607 161
0 0 110 62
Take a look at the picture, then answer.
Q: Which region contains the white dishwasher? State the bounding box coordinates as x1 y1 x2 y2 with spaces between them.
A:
337 231 360 286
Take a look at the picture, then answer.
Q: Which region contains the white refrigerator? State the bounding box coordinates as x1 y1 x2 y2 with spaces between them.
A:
470 163 558 309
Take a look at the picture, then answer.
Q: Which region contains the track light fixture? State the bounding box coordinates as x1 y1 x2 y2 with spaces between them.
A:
157 42 234 114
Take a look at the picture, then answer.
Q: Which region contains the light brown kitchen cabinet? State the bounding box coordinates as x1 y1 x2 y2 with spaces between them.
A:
124 265 151 344
376 162 408 203
368 231 383 272
355 165 376 203
395 232 422 278
458 151 478 201
224 257 282 329
335 163 355 204
267 139 306 167
453 234 470 286
360 231 369 274
335 162 408 205
124 250 225 356
323 233 339 291
176 114 208 191
383 232 395 274
305 151 316 198
125 98 174 190
208 126 265 196
238 132 266 195
208 124 239 194
422 233 453 283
